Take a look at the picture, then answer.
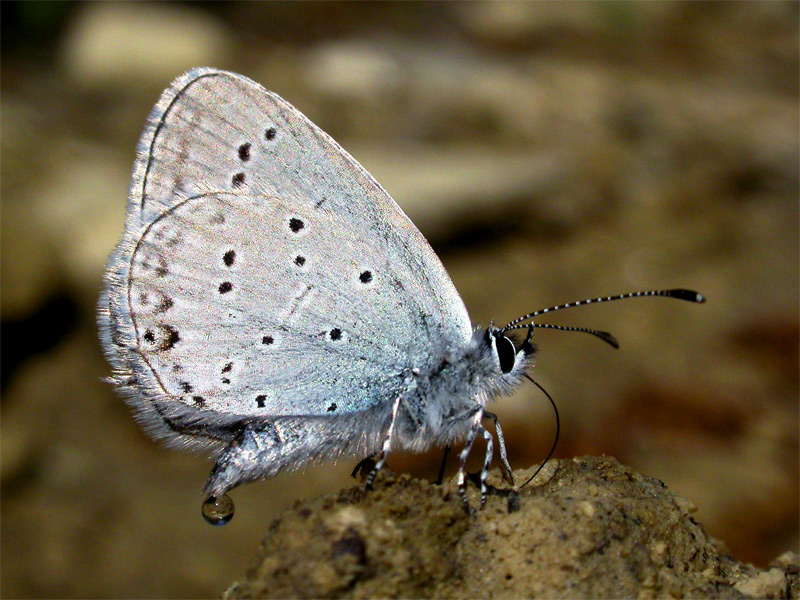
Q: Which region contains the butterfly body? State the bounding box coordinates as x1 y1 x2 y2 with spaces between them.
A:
100 68 703 523
99 68 533 519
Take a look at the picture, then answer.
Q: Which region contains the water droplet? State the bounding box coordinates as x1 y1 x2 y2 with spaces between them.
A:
202 494 234 525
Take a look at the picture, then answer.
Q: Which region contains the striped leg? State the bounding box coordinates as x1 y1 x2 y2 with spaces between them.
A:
457 409 484 511
483 411 514 485
478 424 493 508
365 394 402 490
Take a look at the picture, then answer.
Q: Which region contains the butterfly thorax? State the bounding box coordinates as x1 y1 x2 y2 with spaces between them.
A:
392 326 535 452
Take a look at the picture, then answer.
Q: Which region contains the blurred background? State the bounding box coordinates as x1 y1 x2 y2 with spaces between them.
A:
2 2 797 597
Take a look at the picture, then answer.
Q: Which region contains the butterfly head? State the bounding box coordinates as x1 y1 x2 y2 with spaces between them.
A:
485 325 537 377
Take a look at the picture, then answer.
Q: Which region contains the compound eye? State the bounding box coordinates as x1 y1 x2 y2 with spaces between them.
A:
495 334 517 374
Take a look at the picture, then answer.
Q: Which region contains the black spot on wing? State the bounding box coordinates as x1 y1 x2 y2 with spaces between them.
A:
159 324 180 351
156 296 173 313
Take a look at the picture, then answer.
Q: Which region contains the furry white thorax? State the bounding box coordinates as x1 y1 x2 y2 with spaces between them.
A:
391 326 535 453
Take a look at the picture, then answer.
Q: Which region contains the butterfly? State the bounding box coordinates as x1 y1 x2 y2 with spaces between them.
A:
98 68 704 524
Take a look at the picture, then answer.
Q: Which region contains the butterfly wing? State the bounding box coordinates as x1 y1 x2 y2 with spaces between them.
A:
99 68 472 447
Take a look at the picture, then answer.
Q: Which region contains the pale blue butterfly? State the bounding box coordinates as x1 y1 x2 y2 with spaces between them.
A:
98 68 704 525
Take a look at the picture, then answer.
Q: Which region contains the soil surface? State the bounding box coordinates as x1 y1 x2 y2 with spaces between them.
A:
224 456 799 599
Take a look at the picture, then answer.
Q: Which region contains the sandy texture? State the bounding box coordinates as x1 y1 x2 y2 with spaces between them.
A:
224 456 798 599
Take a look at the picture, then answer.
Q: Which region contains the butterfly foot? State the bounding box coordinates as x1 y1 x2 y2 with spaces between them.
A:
458 486 474 515
364 461 383 491
456 470 474 514
364 470 376 492
502 467 516 487
351 454 376 480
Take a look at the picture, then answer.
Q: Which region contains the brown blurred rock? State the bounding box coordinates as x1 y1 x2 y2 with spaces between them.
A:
224 456 798 599
60 2 231 90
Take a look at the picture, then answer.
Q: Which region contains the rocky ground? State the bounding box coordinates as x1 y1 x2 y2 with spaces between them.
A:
225 457 799 599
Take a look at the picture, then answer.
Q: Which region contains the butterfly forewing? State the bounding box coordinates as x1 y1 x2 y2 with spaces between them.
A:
101 68 472 426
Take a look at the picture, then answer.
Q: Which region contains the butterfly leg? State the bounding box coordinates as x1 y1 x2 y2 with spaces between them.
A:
457 408 484 512
365 393 402 491
351 454 375 479
483 411 514 485
435 444 451 485
478 423 493 508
